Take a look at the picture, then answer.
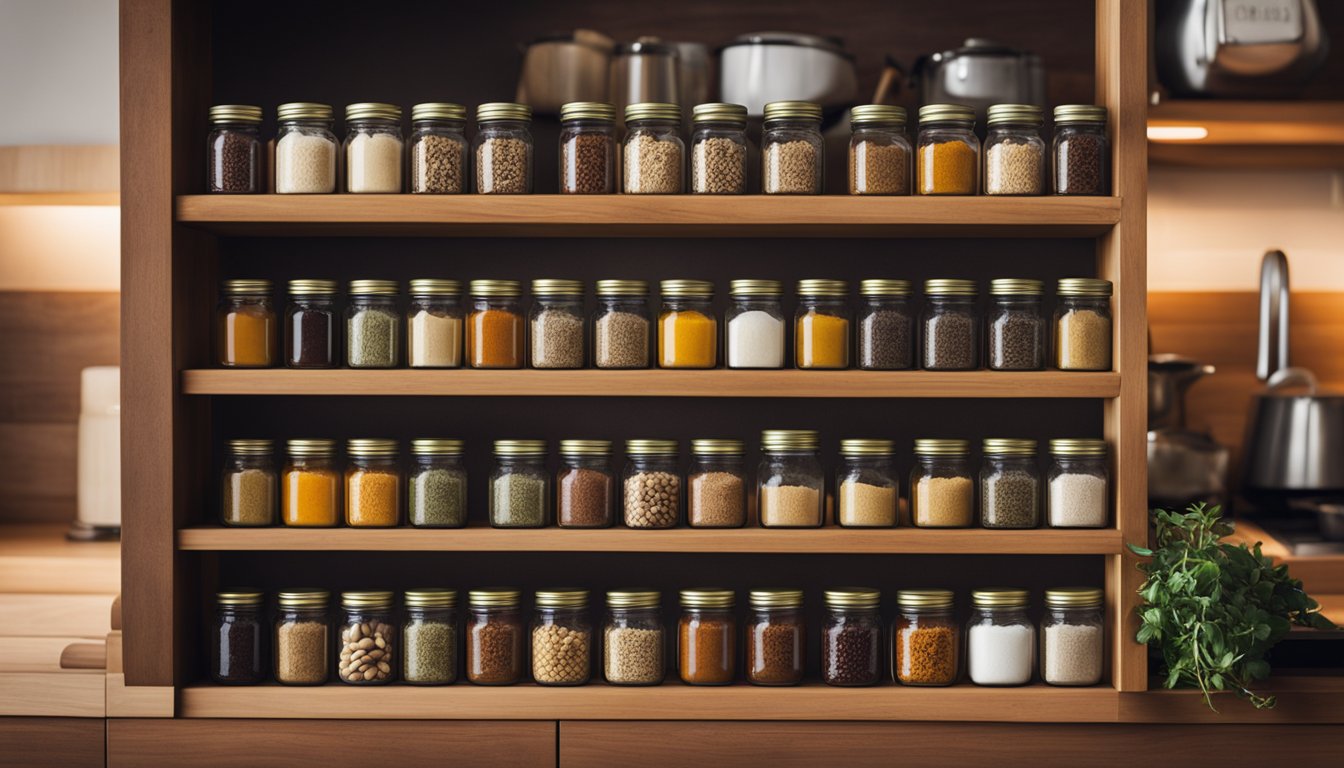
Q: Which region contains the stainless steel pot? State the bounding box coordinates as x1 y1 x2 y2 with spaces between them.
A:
516 30 614 115
719 32 857 117
910 39 1044 124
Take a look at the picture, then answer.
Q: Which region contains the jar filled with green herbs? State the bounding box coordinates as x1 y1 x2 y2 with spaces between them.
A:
408 439 467 528
346 279 400 368
489 440 549 528
403 589 457 685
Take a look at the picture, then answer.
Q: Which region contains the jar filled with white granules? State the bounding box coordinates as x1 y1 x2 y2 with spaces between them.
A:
1047 438 1109 527
726 279 785 369
1040 587 1104 686
967 588 1034 686
343 102 404 193
275 102 337 194
762 100 824 194
984 104 1044 196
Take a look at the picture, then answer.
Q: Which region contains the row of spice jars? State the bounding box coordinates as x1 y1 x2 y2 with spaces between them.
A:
216 276 1112 372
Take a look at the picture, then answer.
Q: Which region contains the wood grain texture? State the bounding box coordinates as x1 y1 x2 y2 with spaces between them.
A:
1226 519 1344 594
105 673 174 718
1149 101 1344 145
0 145 120 194
0 594 114 638
0 672 106 717
0 423 78 523
1121 677 1344 724
0 637 100 673
0 524 121 593
0 718 105 768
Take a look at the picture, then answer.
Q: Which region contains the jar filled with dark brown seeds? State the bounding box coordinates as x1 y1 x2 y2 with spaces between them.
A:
559 102 616 194
206 105 263 193
409 103 467 194
980 439 1040 529
987 278 1045 371
857 279 914 371
1053 105 1109 196
922 279 979 371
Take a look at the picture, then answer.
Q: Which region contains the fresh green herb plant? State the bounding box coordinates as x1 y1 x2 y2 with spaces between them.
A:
1130 503 1335 711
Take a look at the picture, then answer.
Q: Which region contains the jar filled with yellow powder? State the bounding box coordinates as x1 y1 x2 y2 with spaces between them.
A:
222 439 276 526
916 104 979 195
217 279 275 367
758 430 824 528
795 279 851 369
467 280 524 369
658 280 716 369
1054 278 1112 371
910 439 973 528
282 439 340 527
836 439 897 528
346 439 401 527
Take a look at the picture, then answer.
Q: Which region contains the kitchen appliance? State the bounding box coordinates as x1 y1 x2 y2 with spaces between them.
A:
719 32 858 117
609 38 680 118
670 42 711 119
1155 0 1330 97
1148 354 1231 510
516 30 615 115
70 366 120 541
909 39 1044 123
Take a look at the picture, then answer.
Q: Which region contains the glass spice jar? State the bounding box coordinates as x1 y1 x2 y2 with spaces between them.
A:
212 590 265 684
922 279 979 371
1055 278 1113 371
344 102 403 193
795 279 851 369
275 102 337 194
559 101 617 194
623 102 684 194
467 588 524 685
409 102 468 194
758 430 824 528
658 280 717 369
489 440 549 528
688 439 747 528
217 279 275 368
967 588 1035 686
532 590 592 686
746 589 805 686
623 439 680 529
726 279 785 369
403 589 458 685
345 439 400 527
274 589 330 685
285 279 338 368
690 102 748 194
408 439 467 529
980 438 1040 529
346 279 400 369
467 280 524 369
593 279 651 369
857 279 914 370
910 439 974 528
604 590 665 686
221 439 276 527
678 588 735 685
849 104 911 195
984 104 1045 196
823 588 882 687
530 279 586 369
407 279 463 368
557 439 614 529
1047 439 1109 528
1053 105 1110 196
1041 587 1104 686
206 104 263 193
893 589 959 686
475 102 534 194
337 591 397 685
988 278 1045 371
763 101 824 194
837 439 898 528
282 439 340 527
917 104 979 195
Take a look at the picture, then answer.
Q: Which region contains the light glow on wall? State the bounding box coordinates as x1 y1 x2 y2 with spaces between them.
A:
0 204 120 291
1147 125 1210 142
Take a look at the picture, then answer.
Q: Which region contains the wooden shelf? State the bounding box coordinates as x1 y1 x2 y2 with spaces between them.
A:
177 525 1123 554
1149 100 1344 145
181 369 1122 399
174 195 1122 238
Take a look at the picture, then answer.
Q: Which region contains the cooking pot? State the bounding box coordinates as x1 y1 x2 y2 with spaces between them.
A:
909 39 1044 124
516 30 614 115
719 32 857 117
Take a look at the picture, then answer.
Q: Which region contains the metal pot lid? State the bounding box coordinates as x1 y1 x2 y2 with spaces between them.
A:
615 38 676 56
524 30 614 51
932 38 1038 61
722 32 855 60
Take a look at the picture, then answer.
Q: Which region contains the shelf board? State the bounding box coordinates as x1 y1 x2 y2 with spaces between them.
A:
1149 100 1344 145
177 526 1122 555
174 194 1122 238
181 369 1121 399
178 681 1121 722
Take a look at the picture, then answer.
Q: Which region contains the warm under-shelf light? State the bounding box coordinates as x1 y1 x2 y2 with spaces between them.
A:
1147 125 1210 142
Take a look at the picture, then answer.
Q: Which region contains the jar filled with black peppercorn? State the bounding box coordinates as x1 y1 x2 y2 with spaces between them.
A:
822 588 881 687
921 279 979 370
1053 105 1110 196
284 279 338 368
211 589 265 684
987 278 1045 371
746 589 805 686
980 438 1040 529
559 102 617 194
857 279 914 371
206 105 263 193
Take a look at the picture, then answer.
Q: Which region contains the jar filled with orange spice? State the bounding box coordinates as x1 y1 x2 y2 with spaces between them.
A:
345 439 400 527
658 279 716 369
893 588 960 686
678 588 735 685
217 279 275 367
467 280 524 368
282 439 340 527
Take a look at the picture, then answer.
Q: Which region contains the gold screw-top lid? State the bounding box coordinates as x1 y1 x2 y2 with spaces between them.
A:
286 439 336 457
607 590 661 609
348 279 398 296
749 589 804 608
764 100 822 123
1054 105 1108 125
680 588 734 608
476 102 532 123
1045 587 1103 608
347 438 397 457
341 590 395 609
924 278 977 296
919 103 976 125
896 589 955 608
560 101 617 123
625 438 678 456
531 278 584 296
493 439 546 456
825 588 881 608
625 102 681 123
208 105 262 124
660 279 713 297
982 438 1037 456
692 102 748 125
469 588 521 607
1049 438 1108 457
411 102 467 122
761 429 820 452
536 589 589 608
595 279 649 296
796 279 848 297
987 103 1044 126
972 588 1030 608
345 102 402 122
404 588 456 608
216 589 264 607
989 278 1044 296
408 279 461 296
288 279 338 296
850 104 907 126
840 439 895 456
469 279 522 297
559 439 612 456
691 438 744 455
277 102 334 121
860 279 912 296
1057 278 1113 297
410 438 464 456
729 279 783 297
222 279 272 296
913 438 969 456
227 439 273 455
277 589 329 608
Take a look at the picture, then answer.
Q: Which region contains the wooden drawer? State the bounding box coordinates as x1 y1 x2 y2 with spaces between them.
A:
0 718 105 768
